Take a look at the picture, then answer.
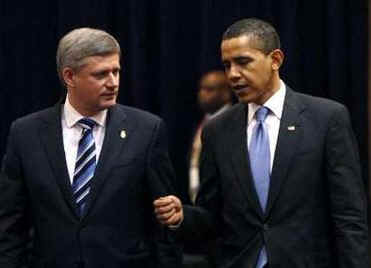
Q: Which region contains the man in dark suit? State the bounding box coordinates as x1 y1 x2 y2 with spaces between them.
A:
154 18 369 268
0 28 180 268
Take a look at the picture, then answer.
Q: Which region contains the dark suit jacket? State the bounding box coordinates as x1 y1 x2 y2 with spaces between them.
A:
180 87 369 268
0 104 181 268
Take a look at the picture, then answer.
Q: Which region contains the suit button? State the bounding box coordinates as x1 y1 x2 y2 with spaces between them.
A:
263 224 269 231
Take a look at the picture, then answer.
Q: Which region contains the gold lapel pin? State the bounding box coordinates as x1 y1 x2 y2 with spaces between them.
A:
120 130 126 139
288 126 296 131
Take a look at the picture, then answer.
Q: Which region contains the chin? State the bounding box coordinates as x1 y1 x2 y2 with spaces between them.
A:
238 92 264 105
100 100 117 110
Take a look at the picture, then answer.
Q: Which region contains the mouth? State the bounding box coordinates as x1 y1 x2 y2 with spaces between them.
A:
232 85 249 93
101 91 118 97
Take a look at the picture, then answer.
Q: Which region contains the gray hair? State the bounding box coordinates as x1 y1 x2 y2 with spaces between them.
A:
222 18 280 54
56 27 121 85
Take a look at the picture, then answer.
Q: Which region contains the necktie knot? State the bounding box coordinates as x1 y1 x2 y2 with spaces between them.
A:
78 118 96 130
255 107 269 122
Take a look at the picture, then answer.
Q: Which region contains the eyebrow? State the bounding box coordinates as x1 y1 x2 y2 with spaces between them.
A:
223 55 253 63
234 56 253 61
92 66 121 73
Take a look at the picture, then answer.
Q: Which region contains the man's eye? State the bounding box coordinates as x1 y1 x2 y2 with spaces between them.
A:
94 72 107 79
237 59 251 65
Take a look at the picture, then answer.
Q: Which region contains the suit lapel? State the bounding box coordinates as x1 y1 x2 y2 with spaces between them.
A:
230 104 264 219
82 105 129 220
39 104 80 219
265 88 305 217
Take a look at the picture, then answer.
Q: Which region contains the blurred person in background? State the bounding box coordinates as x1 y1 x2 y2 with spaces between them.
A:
189 70 233 204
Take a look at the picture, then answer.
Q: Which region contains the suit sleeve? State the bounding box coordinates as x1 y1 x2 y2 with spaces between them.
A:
0 121 31 268
325 105 369 268
180 122 222 242
146 119 182 268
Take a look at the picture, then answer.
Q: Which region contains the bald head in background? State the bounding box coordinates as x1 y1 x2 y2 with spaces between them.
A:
197 70 233 115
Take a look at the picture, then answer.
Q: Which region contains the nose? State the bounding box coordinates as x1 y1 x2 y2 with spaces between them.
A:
227 64 241 83
106 72 119 89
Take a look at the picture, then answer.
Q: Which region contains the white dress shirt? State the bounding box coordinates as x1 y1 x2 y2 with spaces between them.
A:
247 80 286 171
61 96 107 184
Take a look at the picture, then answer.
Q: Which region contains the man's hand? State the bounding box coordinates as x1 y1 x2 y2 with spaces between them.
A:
153 195 184 226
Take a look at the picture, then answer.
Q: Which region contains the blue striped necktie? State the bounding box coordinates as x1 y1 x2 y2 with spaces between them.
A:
249 106 270 268
72 118 97 217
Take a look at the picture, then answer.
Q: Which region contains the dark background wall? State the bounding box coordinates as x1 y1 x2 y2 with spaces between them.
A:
0 0 368 203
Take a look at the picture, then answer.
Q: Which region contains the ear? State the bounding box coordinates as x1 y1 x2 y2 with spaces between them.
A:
270 49 284 71
62 67 76 89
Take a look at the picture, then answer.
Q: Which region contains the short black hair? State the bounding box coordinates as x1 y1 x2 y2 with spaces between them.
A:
222 18 280 54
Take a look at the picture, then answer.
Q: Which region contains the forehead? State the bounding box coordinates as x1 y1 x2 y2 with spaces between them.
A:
81 53 120 70
201 72 226 85
221 35 264 60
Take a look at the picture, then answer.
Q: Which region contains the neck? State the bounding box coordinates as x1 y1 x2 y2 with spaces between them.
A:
67 94 99 117
258 74 281 105
269 71 281 92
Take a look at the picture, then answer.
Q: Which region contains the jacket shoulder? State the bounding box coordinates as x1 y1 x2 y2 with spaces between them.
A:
294 91 346 110
291 90 350 121
113 104 163 126
202 103 244 134
11 106 58 128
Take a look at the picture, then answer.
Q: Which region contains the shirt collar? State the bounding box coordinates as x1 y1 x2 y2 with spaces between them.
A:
63 95 107 128
248 80 286 125
206 103 232 120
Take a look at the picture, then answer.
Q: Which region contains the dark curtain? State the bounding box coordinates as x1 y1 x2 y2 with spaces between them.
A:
0 0 368 203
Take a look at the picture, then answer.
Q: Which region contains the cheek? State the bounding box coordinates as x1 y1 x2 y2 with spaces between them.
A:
87 81 105 94
253 65 271 83
262 62 273 77
78 84 102 103
242 70 259 85
241 65 258 80
199 92 212 102
209 93 220 102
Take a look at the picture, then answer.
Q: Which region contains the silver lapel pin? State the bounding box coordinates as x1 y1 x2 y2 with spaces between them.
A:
287 126 296 131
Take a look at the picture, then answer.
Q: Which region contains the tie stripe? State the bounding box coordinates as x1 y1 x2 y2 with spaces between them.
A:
76 187 90 204
77 134 94 158
74 147 95 175
72 118 96 217
73 158 96 192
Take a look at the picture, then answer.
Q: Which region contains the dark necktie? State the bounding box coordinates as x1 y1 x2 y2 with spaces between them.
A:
72 118 97 217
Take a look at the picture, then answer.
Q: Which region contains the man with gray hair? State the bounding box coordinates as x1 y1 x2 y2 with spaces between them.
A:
0 27 180 268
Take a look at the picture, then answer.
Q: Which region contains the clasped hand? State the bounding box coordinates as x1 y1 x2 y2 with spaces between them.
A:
153 195 183 226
